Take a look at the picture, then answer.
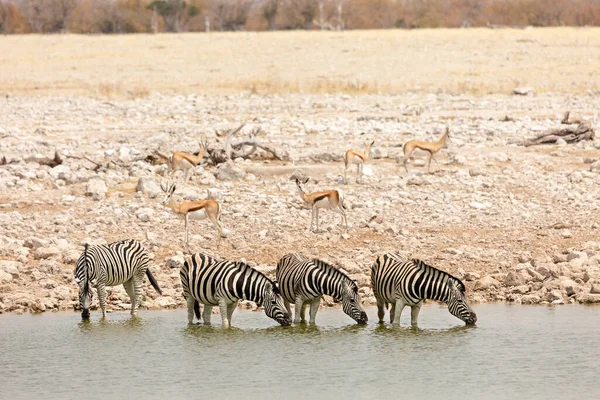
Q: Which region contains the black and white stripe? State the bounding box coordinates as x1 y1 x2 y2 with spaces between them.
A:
371 253 477 325
276 253 368 324
181 253 291 327
74 239 162 319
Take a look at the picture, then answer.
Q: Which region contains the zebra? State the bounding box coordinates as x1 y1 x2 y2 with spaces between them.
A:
181 252 291 328
276 253 368 325
74 239 162 319
371 253 477 326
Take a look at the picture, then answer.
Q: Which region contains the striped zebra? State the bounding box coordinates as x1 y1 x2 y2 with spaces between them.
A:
181 253 291 328
74 239 162 319
276 253 368 325
371 253 477 326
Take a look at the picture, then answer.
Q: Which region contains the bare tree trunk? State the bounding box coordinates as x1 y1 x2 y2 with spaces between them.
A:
152 5 158 33
319 0 324 30
336 0 344 31
205 14 210 32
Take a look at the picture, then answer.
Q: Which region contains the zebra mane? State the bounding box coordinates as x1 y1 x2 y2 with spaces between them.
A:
235 261 280 294
311 258 358 291
82 243 90 295
411 258 466 292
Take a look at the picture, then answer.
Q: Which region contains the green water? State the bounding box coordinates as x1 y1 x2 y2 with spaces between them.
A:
1 304 598 400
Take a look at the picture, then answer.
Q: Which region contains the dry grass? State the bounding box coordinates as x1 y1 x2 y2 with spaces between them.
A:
1 28 600 96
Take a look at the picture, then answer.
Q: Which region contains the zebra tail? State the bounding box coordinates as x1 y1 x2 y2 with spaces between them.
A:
193 300 201 320
145 268 163 295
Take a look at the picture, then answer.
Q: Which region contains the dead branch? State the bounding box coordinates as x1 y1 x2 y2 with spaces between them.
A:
24 151 63 167
561 111 581 125
524 122 595 147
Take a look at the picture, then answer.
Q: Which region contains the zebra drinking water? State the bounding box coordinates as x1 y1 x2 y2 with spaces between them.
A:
74 239 162 319
276 253 368 325
181 253 291 328
371 253 477 326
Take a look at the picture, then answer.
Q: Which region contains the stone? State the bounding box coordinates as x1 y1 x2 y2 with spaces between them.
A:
504 270 529 287
513 87 534 96
155 296 177 308
24 237 49 249
559 279 579 296
474 276 500 291
214 161 246 181
547 291 563 302
521 295 541 305
560 229 572 238
135 207 155 222
166 255 185 269
569 171 583 183
579 294 600 304
511 285 530 294
136 177 161 198
590 284 600 294
85 178 108 200
464 271 481 282
0 270 12 284
34 246 61 260
0 260 21 279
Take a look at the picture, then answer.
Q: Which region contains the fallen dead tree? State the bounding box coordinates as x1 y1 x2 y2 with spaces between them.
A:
205 123 289 164
524 121 595 147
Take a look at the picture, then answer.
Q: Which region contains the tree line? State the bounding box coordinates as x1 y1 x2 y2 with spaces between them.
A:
1 0 599 34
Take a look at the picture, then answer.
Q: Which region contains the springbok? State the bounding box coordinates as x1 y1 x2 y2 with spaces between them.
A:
166 136 208 183
343 140 374 184
398 127 449 174
161 182 225 247
294 177 347 232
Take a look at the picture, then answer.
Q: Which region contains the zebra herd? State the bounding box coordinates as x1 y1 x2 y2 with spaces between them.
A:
74 239 477 326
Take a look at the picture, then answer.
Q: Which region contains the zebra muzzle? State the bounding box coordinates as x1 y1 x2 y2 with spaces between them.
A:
357 311 368 324
81 309 90 319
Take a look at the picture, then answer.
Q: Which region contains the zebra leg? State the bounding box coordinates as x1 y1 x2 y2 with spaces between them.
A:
389 303 395 324
392 298 406 326
300 302 309 322
284 300 292 318
186 295 196 324
122 279 135 315
226 303 236 325
218 299 230 328
130 273 144 316
308 297 321 324
410 301 423 326
376 298 386 323
97 284 107 318
202 305 213 326
294 297 304 324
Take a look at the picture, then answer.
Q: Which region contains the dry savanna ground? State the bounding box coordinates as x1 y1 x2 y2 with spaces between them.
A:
1 29 600 314
1 28 600 97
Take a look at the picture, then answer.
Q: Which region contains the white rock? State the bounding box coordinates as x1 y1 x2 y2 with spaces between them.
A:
0 270 12 284
85 178 108 200
469 201 488 210
569 171 583 183
513 87 534 96
166 255 185 269
135 208 155 222
0 260 22 279
136 177 161 198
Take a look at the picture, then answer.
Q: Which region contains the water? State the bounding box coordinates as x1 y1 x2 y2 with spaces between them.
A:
1 304 599 400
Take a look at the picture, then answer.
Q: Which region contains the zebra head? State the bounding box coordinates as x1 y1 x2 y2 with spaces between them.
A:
262 283 291 326
341 280 368 324
161 182 176 205
74 244 96 319
447 279 477 325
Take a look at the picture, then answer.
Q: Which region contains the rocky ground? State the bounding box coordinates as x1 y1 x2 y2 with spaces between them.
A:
1 92 600 315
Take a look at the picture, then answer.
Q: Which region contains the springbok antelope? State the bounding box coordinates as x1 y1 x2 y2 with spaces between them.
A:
398 127 449 174
166 136 208 183
343 140 374 184
161 182 225 247
294 178 347 232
